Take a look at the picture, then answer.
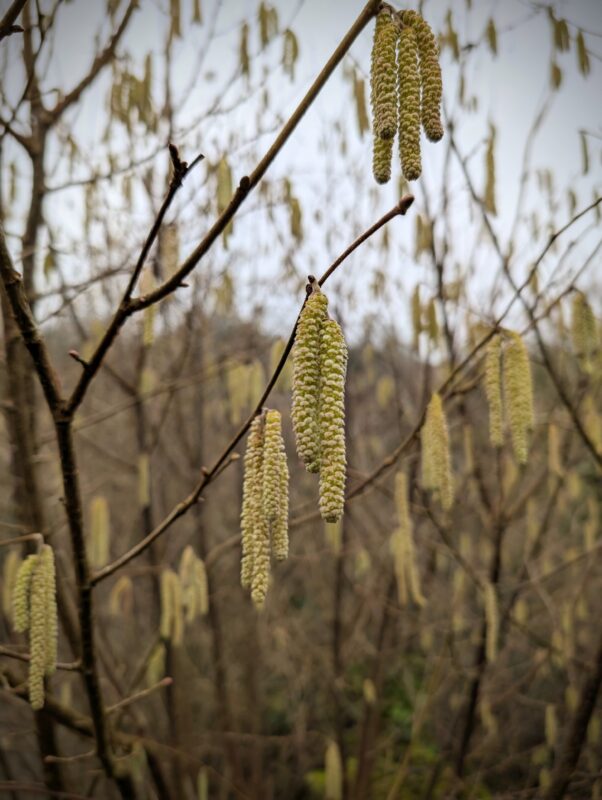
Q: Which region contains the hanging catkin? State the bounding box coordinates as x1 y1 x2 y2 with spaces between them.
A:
318 319 348 524
484 335 503 447
571 291 597 372
240 416 264 589
401 10 444 142
391 471 424 606
324 740 343 800
503 332 534 465
12 545 57 710
398 24 422 181
421 393 454 510
292 290 328 471
372 133 394 185
240 409 290 608
272 449 290 561
370 10 399 140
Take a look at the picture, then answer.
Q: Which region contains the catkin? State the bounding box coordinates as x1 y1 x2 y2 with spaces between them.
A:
402 11 443 142
398 24 422 181
251 517 270 609
160 570 183 645
325 740 343 800
571 291 597 372
392 471 424 606
372 133 394 185
2 550 21 617
421 393 454 509
262 410 283 523
503 332 534 465
41 546 57 677
272 449 290 561
483 580 499 663
28 554 47 709
292 290 328 471
240 417 265 589
484 335 503 447
370 10 399 140
12 555 36 633
318 319 348 523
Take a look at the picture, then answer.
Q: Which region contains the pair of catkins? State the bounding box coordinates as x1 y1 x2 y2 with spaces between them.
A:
240 284 348 608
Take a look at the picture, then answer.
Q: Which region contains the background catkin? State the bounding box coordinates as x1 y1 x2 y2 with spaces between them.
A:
12 554 36 633
484 335 503 447
392 471 425 607
484 580 499 663
402 10 444 142
318 319 348 524
292 290 328 471
240 416 264 589
504 332 534 465
370 10 399 140
324 740 343 800
571 291 597 371
421 392 454 510
398 24 422 181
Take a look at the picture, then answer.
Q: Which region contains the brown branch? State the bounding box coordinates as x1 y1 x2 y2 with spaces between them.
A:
0 0 27 42
0 645 80 671
66 146 204 413
91 197 412 586
64 0 383 415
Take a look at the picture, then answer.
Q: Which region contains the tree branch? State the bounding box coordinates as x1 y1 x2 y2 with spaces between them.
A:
65 0 383 414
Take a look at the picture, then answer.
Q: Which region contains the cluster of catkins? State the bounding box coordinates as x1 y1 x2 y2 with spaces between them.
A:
484 330 534 464
12 545 57 709
292 286 348 524
160 546 209 645
371 6 443 184
240 409 290 608
239 285 348 608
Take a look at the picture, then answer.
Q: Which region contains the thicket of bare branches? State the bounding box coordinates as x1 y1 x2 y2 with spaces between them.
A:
0 1 601 799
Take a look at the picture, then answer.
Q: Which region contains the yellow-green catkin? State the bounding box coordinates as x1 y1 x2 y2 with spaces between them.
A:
272 449 290 561
504 332 534 465
251 514 270 609
372 133 394 185
2 550 21 617
42 546 57 677
370 10 399 141
89 495 110 569
483 580 498 663
12 554 36 633
421 393 454 510
571 291 597 372
325 740 343 800
318 319 348 524
28 555 47 709
292 290 328 471
159 569 183 646
240 417 264 589
484 335 503 447
262 410 284 523
402 11 444 142
24 545 57 710
398 24 422 181
391 471 424 606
